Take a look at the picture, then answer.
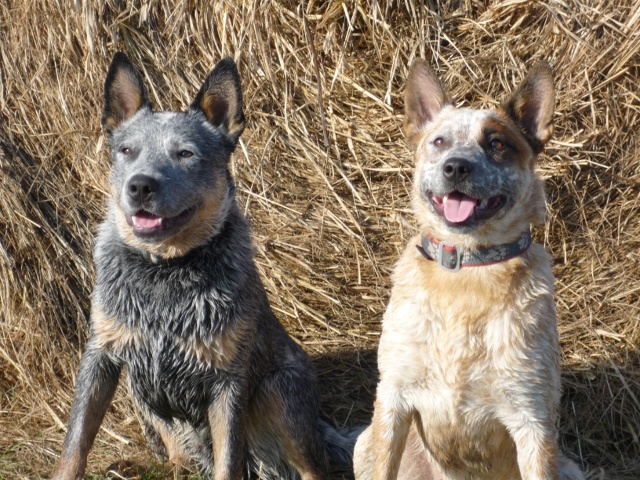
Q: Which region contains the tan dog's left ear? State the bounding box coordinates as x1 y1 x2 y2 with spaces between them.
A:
403 59 451 146
503 62 555 153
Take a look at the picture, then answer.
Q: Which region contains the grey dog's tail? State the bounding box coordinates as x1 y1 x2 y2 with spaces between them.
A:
320 419 366 472
245 420 365 479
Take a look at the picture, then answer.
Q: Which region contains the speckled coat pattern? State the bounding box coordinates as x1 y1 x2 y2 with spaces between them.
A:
353 61 584 480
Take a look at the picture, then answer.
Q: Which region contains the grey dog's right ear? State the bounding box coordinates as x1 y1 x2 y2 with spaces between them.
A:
190 58 246 144
102 52 152 135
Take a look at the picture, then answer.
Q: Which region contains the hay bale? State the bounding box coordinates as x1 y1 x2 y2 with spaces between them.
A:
1 0 638 478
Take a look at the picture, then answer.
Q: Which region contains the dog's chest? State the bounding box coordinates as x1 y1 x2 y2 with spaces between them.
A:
95 309 242 421
123 330 234 421
92 252 248 421
379 255 548 474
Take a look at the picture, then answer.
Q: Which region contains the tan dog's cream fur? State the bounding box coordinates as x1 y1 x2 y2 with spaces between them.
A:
353 61 584 480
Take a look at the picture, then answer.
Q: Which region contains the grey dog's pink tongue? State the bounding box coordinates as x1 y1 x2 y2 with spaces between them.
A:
132 212 162 229
443 192 477 223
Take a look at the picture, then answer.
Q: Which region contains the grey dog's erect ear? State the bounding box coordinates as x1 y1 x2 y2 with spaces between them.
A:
102 52 152 135
503 62 555 153
191 58 246 144
403 59 452 146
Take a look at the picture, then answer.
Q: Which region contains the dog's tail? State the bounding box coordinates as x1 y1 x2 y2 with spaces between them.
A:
319 419 365 472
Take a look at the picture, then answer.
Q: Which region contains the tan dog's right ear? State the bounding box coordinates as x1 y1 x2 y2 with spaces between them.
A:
503 62 555 154
403 59 451 146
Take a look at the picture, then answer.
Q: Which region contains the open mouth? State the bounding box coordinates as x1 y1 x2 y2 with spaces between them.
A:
125 206 197 239
430 191 505 225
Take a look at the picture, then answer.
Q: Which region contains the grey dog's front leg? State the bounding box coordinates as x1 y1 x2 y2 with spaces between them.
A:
51 343 122 480
208 380 250 480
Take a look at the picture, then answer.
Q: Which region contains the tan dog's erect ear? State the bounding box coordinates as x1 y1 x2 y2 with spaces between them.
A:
403 59 451 145
503 62 555 154
191 58 246 144
102 52 152 135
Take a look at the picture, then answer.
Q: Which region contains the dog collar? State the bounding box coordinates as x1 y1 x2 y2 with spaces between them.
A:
416 229 532 272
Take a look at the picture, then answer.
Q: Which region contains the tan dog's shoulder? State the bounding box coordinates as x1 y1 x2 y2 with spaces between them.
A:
379 234 559 392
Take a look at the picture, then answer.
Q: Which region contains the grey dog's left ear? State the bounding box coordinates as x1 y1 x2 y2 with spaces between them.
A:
503 62 555 153
191 58 246 144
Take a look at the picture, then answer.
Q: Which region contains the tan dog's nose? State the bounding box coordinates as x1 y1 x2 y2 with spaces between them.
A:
442 157 472 183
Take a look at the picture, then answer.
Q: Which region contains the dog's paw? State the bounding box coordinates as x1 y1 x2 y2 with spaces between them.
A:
105 458 193 479
105 460 146 479
558 454 586 480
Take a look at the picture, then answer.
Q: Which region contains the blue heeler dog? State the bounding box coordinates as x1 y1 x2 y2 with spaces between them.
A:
52 52 357 480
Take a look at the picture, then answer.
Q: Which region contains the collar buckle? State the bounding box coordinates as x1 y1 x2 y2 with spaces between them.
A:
437 241 462 272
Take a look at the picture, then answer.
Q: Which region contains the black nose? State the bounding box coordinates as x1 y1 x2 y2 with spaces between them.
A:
126 174 158 205
442 157 473 183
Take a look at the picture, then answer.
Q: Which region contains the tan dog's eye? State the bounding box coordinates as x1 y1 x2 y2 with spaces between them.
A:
178 150 194 158
490 139 504 150
434 137 445 147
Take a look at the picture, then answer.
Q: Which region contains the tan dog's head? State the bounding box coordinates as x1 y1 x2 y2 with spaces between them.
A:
404 61 554 248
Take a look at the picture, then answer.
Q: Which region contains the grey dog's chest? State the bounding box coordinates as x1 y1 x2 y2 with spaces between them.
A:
94 244 242 423
115 327 224 423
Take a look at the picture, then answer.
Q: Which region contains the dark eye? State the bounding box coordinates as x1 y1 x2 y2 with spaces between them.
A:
178 150 194 158
490 139 504 150
120 147 132 155
434 137 445 147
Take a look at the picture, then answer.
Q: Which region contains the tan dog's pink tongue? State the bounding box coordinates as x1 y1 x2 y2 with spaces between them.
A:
443 192 477 223
132 213 162 229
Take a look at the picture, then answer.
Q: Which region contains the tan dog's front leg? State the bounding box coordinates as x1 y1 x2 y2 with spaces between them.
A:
208 389 248 480
513 424 559 480
370 396 411 480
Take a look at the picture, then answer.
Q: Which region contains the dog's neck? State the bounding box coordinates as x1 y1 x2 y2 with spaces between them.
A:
417 229 532 272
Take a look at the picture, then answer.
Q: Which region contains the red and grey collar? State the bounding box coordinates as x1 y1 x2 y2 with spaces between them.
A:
416 230 532 272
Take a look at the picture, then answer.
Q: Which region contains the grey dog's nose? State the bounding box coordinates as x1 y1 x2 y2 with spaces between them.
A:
443 157 473 183
127 174 158 205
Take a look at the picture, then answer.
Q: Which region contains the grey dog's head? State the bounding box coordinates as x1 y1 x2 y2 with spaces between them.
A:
404 60 555 248
101 52 245 258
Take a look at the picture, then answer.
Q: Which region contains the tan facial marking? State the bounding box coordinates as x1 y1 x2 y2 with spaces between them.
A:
482 112 535 168
114 173 231 259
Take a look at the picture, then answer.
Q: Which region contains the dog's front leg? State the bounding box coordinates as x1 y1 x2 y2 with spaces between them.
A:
512 423 559 480
51 343 122 480
208 383 248 480
370 394 411 480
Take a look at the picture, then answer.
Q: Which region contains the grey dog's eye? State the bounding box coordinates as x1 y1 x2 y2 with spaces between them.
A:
120 147 132 155
434 137 444 147
178 150 194 158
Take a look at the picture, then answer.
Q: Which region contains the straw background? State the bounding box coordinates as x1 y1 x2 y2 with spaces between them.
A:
1 1 639 478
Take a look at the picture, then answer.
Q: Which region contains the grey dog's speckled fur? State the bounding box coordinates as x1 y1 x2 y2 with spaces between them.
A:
51 52 358 480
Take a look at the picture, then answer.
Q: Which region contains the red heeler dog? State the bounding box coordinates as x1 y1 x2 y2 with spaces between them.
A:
353 60 584 480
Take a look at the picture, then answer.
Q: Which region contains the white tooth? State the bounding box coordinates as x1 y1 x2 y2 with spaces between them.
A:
479 198 489 209
443 193 449 204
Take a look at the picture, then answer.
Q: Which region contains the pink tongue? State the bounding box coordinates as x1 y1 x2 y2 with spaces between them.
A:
443 192 477 223
132 212 162 229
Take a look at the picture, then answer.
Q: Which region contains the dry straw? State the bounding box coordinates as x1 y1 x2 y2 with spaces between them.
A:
1 0 639 478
